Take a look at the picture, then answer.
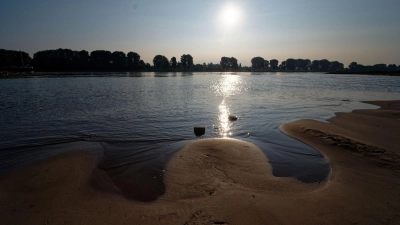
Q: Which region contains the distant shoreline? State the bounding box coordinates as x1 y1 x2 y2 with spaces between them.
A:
326 71 400 76
2 70 400 78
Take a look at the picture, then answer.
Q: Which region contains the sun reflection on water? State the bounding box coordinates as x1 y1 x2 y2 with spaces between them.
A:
213 74 244 137
213 74 243 97
218 99 231 137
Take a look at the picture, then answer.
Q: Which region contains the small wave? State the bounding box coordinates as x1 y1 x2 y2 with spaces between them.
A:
0 137 88 152
102 137 190 144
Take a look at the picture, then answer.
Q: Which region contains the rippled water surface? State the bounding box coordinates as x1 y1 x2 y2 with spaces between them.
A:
1 72 399 196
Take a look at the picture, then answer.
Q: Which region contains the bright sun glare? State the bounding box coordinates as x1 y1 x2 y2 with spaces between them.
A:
221 4 240 26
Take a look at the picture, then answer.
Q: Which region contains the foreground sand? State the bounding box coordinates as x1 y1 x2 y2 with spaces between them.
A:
1 101 400 224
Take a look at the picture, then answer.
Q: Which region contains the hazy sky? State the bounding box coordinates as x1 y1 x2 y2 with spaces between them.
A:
1 0 399 66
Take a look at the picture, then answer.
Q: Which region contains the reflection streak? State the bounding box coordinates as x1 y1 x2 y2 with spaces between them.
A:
215 74 243 137
218 99 231 137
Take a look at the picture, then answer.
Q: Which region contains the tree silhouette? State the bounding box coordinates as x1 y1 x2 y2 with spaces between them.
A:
220 57 229 69
32 49 76 71
285 58 296 71
180 54 193 70
220 57 238 71
153 55 170 71
296 59 311 71
329 61 344 72
0 49 32 68
387 64 397 71
280 61 286 71
32 50 49 70
251 57 264 70
171 57 177 69
270 59 279 70
127 52 140 70
24 47 398 73
319 59 331 72
91 50 112 70
309 60 320 72
349 62 358 71
193 64 206 71
373 64 387 71
111 51 126 70
76 50 90 70
231 57 238 69
188 55 193 69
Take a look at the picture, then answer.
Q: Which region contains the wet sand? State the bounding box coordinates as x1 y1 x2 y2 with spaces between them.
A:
1 101 400 224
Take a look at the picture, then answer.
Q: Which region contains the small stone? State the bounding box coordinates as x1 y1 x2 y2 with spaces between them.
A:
194 126 205 136
228 115 238 121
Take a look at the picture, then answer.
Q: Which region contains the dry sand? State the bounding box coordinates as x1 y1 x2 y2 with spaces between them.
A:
1 100 400 224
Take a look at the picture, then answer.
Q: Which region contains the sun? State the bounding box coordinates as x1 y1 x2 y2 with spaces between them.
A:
221 4 240 26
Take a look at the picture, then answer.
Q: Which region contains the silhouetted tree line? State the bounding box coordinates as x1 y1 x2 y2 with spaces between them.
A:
220 57 239 71
0 49 32 68
250 57 345 72
1 48 399 73
32 49 150 71
250 56 399 73
347 62 399 73
151 54 196 71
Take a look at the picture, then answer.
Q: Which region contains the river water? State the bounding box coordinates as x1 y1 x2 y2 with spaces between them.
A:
0 72 399 199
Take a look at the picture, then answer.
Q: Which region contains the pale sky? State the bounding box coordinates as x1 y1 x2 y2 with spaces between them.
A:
1 0 399 67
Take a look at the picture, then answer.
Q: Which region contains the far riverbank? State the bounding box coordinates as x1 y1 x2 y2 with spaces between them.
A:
327 71 400 76
2 70 400 78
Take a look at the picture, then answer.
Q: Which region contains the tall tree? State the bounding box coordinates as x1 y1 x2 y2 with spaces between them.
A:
220 57 238 71
171 57 177 69
329 61 344 72
0 50 24 67
76 50 90 70
91 50 112 70
310 60 320 72
251 57 264 70
319 59 331 72
220 57 230 70
187 55 193 70
285 58 296 71
280 61 286 71
180 54 194 70
32 50 50 70
180 55 187 69
387 64 397 71
270 59 279 70
153 55 170 71
348 62 358 71
230 57 238 69
0 49 32 68
127 52 140 70
296 59 311 71
32 49 79 71
111 51 126 70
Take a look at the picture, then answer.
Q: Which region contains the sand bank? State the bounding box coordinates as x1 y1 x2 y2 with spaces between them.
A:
1 101 400 224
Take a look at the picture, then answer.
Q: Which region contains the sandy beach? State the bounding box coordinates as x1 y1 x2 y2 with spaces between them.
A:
1 100 399 224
